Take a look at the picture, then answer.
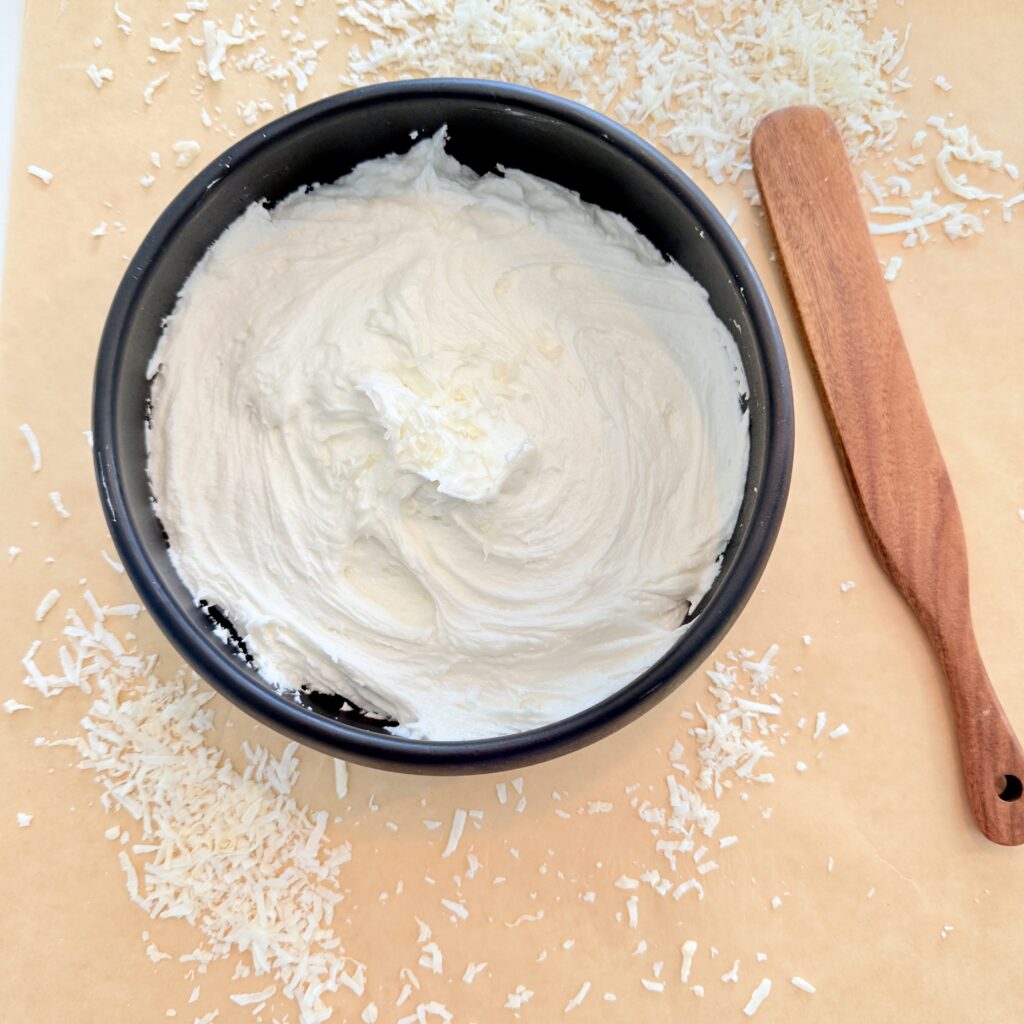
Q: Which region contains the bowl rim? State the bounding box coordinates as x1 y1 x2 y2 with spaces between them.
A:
93 78 794 774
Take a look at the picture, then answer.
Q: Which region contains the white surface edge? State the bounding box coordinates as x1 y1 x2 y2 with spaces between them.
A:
0 0 26 301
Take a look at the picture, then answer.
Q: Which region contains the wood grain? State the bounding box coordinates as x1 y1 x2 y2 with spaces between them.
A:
752 106 1024 846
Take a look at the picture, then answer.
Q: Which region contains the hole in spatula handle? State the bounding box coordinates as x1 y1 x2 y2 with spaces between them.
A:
997 774 1023 802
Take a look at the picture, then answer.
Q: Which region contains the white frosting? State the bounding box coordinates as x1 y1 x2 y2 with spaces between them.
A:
147 131 750 741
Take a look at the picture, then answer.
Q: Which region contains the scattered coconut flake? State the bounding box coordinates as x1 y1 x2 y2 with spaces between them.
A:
48 491 71 519
398 1005 452 1024
91 221 108 237
504 985 533 1010
933 75 953 91
564 981 591 1012
933 122 1007 201
743 978 772 1016
1002 192 1024 223
8 545 21 561
16 812 33 827
173 140 201 168
35 588 61 622
680 940 697 983
721 959 741 983
4 698 32 714
441 808 467 858
839 580 856 592
505 906 541 927
641 979 664 993
625 895 638 929
829 723 850 740
147 942 173 964
883 256 903 281
144 73 170 105
462 962 487 984
795 761 808 773
495 782 507 805
86 64 114 88
18 423 42 469
419 941 444 973
813 712 827 739
114 2 132 34
791 976 816 993
587 801 613 814
150 35 183 53
334 759 349 799
361 1004 378 1023
229 986 276 1006
100 549 125 574
441 898 468 921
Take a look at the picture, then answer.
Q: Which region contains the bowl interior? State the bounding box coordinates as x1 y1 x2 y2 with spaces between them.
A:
95 82 791 773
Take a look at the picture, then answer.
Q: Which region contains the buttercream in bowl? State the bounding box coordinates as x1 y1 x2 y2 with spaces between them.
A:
146 130 750 741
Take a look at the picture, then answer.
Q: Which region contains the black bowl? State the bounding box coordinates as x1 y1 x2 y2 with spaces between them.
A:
93 80 793 775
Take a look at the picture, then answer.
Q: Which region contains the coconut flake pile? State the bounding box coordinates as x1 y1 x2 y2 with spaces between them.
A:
626 646 784 905
22 599 363 1024
337 0 907 187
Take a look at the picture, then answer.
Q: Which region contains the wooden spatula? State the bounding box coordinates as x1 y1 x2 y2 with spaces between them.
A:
752 105 1024 846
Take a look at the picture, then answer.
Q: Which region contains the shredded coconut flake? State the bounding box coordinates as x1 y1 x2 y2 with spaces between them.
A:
564 981 591 1012
86 64 114 88
48 491 71 519
18 423 42 470
883 256 903 282
441 809 467 858
173 140 201 168
743 978 772 1016
230 985 277 1006
150 35 183 54
334 759 349 799
35 588 61 622
144 73 170 105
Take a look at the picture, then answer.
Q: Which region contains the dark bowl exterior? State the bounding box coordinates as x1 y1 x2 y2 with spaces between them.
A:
93 80 793 775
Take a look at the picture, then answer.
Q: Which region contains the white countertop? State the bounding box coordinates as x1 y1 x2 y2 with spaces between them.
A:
0 1 25 294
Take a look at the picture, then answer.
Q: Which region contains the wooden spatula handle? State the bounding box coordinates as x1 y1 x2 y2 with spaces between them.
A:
752 105 1024 845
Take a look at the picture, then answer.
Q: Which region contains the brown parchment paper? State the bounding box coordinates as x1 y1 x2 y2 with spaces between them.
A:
1 2 1022 1022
